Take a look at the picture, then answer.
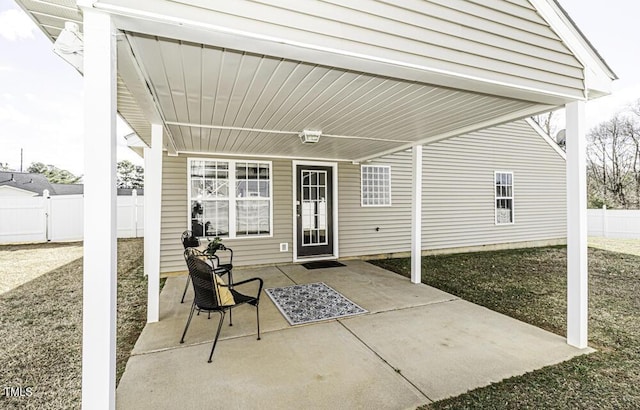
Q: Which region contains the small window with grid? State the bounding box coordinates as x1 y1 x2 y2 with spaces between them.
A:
495 171 514 224
361 165 391 207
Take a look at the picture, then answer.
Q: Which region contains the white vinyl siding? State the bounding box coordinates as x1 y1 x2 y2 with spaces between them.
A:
339 154 411 258
339 120 565 259
160 120 566 271
361 165 392 207
124 0 586 98
160 154 291 273
422 120 566 250
495 171 514 225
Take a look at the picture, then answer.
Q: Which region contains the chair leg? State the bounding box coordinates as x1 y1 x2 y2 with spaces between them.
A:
228 272 234 326
256 305 261 341
180 275 191 303
180 302 196 344
208 311 226 363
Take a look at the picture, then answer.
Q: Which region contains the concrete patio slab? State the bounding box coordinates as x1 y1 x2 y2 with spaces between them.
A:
133 265 295 354
277 260 456 313
341 299 593 401
118 321 428 410
118 260 593 409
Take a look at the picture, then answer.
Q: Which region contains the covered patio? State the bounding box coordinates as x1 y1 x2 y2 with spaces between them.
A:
13 1 617 407
116 260 591 409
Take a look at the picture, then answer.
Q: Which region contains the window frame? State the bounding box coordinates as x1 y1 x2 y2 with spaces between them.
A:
494 171 515 225
360 165 392 207
187 158 273 239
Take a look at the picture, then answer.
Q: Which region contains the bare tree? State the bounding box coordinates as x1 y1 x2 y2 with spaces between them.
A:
587 109 640 209
531 110 561 139
628 101 640 207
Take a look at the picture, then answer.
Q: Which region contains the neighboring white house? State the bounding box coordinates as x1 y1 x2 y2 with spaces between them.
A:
14 0 616 408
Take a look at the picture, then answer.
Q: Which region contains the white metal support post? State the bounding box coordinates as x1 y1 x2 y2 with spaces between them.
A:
566 101 589 349
80 9 117 410
144 124 163 323
411 145 423 284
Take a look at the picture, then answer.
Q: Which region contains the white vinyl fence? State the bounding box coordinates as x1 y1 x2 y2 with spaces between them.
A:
0 190 144 244
588 207 640 239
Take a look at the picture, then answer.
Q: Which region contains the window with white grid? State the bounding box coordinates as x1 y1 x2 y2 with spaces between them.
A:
361 165 391 207
495 171 514 225
188 158 272 238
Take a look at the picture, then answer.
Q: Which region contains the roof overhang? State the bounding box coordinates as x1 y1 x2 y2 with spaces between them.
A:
15 0 616 163
530 0 617 98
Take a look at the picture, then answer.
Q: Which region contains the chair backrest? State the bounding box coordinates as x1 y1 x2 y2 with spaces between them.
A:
181 230 200 249
183 247 219 267
185 255 220 310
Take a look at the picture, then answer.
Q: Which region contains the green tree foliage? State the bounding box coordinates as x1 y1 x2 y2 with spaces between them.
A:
27 162 82 184
117 160 144 189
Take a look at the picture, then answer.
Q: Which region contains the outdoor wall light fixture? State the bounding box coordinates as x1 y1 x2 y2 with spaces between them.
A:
53 22 84 74
299 129 322 144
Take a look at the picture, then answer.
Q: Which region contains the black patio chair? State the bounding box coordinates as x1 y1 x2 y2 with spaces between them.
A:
180 231 202 303
212 243 234 274
181 230 200 248
181 247 234 304
180 255 263 363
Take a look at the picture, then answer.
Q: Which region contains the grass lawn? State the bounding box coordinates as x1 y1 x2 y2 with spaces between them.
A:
0 238 148 409
371 245 640 409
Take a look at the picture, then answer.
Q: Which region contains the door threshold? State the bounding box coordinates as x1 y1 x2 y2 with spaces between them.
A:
294 255 337 263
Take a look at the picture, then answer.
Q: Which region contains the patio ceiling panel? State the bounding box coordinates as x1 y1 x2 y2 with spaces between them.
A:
125 32 550 161
167 125 403 161
117 78 151 147
17 0 82 41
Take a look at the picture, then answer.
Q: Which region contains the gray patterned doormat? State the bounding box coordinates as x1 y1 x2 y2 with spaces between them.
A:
265 282 367 326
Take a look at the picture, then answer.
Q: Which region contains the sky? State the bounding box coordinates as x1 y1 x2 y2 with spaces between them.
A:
1 0 639 175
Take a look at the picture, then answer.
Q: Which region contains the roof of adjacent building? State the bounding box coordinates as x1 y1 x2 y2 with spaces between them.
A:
0 172 143 196
0 171 55 196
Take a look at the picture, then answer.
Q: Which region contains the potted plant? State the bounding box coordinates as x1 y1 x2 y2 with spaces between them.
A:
205 236 224 256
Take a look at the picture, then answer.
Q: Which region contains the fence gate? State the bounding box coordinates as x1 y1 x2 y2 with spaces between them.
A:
0 191 144 244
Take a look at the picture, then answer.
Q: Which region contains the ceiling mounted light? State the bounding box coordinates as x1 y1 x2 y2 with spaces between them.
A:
299 129 322 144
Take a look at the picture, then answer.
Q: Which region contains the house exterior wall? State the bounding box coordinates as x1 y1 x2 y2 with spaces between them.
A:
337 153 412 257
160 154 294 273
159 120 566 273
338 120 566 258
421 120 566 250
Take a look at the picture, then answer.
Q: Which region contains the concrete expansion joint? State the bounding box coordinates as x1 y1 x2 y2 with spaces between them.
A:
275 265 299 285
361 296 460 317
337 318 434 403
